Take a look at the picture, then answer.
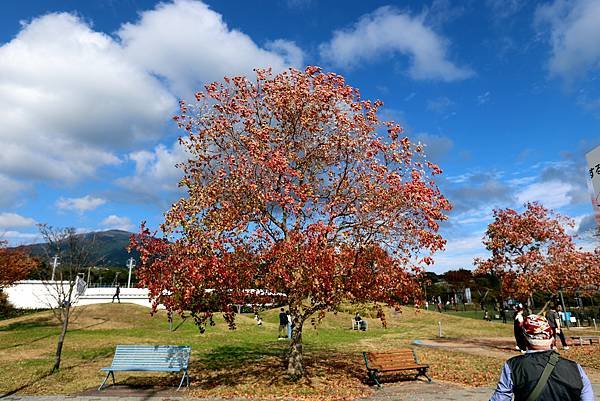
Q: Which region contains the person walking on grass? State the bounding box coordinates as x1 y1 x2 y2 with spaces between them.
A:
278 308 288 339
112 283 120 303
490 314 594 401
549 305 569 350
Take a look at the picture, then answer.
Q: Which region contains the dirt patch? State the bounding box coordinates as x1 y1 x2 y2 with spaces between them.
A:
415 337 516 359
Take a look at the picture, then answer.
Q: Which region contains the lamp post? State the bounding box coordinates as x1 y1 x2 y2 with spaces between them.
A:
127 257 136 288
51 255 59 281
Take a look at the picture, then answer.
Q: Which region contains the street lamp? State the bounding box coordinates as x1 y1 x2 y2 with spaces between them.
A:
51 255 60 281
127 257 136 288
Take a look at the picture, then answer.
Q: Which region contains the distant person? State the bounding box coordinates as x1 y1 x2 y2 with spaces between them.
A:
490 314 594 401
112 283 120 303
500 308 507 324
549 304 569 350
484 310 491 321
278 308 288 339
354 312 367 331
354 312 362 330
514 304 526 353
254 312 263 326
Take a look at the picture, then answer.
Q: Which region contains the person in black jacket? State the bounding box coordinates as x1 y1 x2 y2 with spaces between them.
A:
490 314 594 401
112 283 120 303
278 308 288 339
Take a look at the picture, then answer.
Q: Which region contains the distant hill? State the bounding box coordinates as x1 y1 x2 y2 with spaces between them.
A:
14 230 139 268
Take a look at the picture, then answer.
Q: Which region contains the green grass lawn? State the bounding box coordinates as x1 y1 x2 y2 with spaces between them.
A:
0 303 596 400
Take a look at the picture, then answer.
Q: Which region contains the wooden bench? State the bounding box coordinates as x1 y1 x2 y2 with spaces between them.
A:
570 336 600 346
99 345 191 391
363 349 431 387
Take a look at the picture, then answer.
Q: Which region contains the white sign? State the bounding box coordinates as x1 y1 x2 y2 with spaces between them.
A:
586 145 600 208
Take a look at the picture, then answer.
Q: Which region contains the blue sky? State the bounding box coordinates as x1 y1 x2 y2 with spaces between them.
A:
0 0 599 272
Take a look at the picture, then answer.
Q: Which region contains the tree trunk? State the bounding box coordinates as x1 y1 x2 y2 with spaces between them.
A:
287 320 304 378
52 308 70 373
526 295 533 315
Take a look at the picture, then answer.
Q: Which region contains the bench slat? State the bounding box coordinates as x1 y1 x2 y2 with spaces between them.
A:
103 345 190 372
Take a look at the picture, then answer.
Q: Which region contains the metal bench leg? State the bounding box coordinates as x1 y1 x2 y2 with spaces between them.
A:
98 371 115 391
177 370 188 391
368 370 382 388
420 368 432 383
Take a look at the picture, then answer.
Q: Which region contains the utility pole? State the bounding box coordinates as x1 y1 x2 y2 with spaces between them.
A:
127 257 136 288
87 266 92 287
51 255 59 281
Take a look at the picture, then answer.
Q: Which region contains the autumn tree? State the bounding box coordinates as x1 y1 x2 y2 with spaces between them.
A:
475 202 587 310
132 66 451 376
0 240 37 290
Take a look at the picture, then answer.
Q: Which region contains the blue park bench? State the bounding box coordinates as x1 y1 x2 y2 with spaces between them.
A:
99 345 191 391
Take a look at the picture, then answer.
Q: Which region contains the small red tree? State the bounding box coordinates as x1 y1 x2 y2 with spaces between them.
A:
0 240 37 290
475 202 584 308
132 66 451 376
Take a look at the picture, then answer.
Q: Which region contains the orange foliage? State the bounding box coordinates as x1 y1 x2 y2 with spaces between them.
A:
0 240 37 289
475 202 598 300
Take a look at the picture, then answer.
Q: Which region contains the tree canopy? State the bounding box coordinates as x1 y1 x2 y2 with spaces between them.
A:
132 66 451 376
475 202 599 304
0 240 37 290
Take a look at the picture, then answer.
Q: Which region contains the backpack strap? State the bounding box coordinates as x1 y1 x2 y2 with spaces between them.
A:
526 352 560 401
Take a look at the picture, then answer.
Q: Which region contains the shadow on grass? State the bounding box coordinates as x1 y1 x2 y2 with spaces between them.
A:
0 350 112 399
0 318 108 351
0 316 57 332
189 342 367 390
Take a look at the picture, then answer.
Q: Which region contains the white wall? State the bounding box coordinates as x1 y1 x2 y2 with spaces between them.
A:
4 280 156 309
4 280 80 309
78 287 154 308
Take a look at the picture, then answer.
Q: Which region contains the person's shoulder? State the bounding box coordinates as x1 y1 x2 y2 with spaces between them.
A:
507 353 527 364
557 355 581 368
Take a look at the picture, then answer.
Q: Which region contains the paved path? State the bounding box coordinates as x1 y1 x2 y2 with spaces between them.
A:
2 382 599 401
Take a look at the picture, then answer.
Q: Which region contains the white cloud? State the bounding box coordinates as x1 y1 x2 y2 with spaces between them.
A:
0 12 176 184
0 213 37 229
535 0 600 81
0 230 41 246
0 174 28 208
516 180 573 209
432 233 487 273
319 6 473 81
56 195 106 214
118 0 304 96
477 91 491 105
116 141 188 204
0 2 305 209
100 215 133 231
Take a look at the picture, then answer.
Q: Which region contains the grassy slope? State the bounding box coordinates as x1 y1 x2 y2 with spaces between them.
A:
0 304 596 399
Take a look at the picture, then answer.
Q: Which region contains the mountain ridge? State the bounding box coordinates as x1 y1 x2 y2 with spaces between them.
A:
13 229 139 268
